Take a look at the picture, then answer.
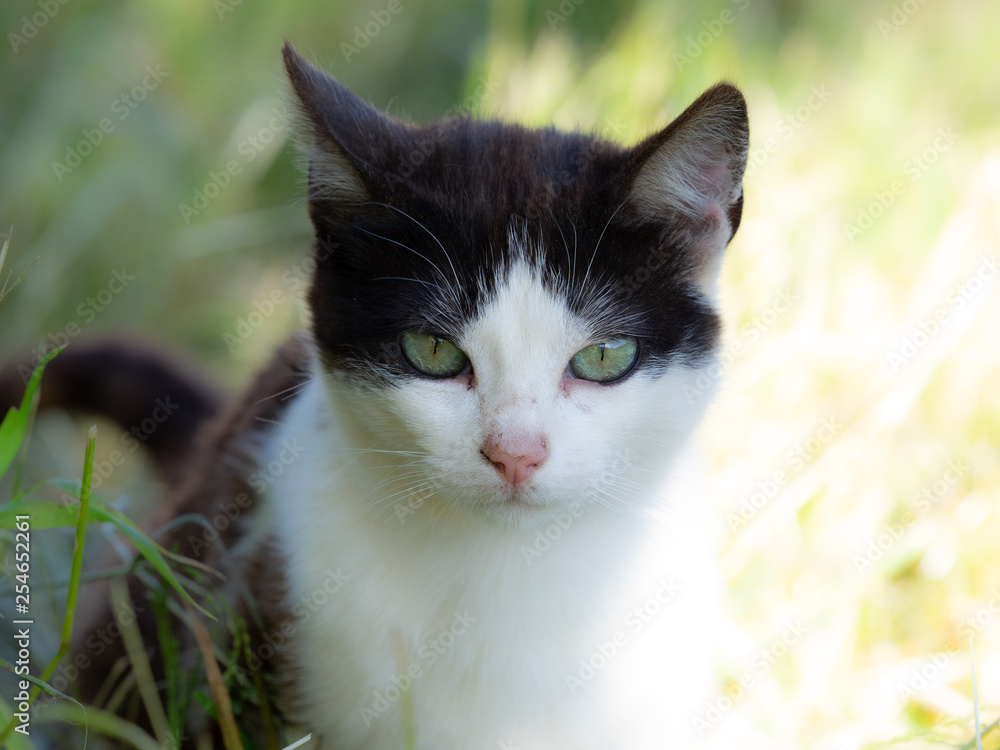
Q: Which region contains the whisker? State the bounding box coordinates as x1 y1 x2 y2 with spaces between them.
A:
379 489 438 529
362 469 431 499
352 224 455 297
582 198 628 289
373 276 446 292
333 448 431 457
360 202 463 293
364 478 434 514
571 217 578 281
368 481 439 527
551 209 574 279
251 369 335 407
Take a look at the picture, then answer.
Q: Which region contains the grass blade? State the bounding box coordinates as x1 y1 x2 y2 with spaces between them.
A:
0 227 9 280
45 702 164 750
0 495 216 620
184 601 244 750
48 479 216 619
0 346 63 483
970 635 982 750
0 227 39 302
0 658 78 702
0 425 94 747
111 576 171 746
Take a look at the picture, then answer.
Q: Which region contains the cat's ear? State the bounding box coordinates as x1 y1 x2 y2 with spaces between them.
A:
627 83 748 240
282 42 404 205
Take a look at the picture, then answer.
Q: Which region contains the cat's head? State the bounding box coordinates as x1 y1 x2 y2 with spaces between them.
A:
282 43 748 527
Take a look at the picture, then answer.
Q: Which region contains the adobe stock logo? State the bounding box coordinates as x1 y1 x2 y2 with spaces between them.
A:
854 458 968 574
565 579 681 694
885 257 998 372
50 65 169 182
340 0 412 62
843 128 958 243
672 0 751 70
8 0 72 53
178 108 291 224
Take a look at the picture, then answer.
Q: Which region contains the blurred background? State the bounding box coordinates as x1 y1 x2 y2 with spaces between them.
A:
1 0 998 748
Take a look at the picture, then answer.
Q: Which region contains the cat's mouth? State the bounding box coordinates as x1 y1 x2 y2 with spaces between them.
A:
498 484 541 505
480 486 554 528
487 480 555 521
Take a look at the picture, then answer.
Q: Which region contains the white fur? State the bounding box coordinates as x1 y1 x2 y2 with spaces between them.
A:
261 256 722 749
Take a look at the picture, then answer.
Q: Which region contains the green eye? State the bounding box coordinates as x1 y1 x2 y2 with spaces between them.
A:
570 338 638 383
401 332 469 377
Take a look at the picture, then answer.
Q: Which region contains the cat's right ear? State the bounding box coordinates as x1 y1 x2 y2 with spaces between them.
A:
282 42 404 206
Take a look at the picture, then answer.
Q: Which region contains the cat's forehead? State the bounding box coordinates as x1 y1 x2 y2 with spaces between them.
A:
390 119 624 206
458 246 595 378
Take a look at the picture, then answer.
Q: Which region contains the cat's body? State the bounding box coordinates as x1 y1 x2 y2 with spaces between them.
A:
262 275 721 749
3 43 749 749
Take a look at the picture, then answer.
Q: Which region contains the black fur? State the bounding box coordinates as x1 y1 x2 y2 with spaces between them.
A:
282 44 748 383
0 337 223 481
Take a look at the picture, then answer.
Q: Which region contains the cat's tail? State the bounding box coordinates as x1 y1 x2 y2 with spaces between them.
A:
0 336 225 485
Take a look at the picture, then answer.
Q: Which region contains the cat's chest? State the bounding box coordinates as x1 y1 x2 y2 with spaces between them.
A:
253 381 718 749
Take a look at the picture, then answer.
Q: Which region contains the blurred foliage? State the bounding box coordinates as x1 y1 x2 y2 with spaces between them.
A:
1 0 999 748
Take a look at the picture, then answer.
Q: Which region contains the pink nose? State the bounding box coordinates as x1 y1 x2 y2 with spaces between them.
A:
482 435 548 486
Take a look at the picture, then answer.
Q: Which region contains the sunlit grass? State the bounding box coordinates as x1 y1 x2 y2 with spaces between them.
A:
1 0 997 747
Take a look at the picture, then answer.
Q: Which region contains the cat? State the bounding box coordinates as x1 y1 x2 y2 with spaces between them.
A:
2 42 748 749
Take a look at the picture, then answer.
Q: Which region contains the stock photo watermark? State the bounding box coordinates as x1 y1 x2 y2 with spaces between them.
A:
894 590 999 702
50 65 169 182
27 595 147 717
213 0 243 21
744 84 833 178
16 267 136 383
692 619 809 734
178 107 291 224
854 458 968 574
7 0 72 53
547 0 586 29
340 0 412 62
877 0 932 39
726 417 842 532
383 74 502 188
222 244 335 352
843 127 958 243
359 610 477 726
222 288 287 353
48 396 183 506
565 578 681 694
672 0 751 70
521 448 635 565
185 437 307 557
683 288 798 403
240 568 352 673
885 256 998 372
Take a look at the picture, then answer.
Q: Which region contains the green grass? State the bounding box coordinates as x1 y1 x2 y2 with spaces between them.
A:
1 0 999 748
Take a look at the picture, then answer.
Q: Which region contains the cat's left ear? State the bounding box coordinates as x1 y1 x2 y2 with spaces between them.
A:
627 83 749 242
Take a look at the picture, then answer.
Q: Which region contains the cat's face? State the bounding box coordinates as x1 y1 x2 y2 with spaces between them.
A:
282 44 748 526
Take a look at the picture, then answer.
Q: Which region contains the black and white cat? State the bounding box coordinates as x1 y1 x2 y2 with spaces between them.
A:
249 44 749 749
6 42 749 749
